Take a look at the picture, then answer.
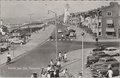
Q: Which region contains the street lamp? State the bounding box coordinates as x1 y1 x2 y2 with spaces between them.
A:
28 13 33 34
48 10 58 59
81 32 85 77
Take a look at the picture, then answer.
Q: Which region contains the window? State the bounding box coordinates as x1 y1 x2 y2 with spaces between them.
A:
99 32 101 36
107 24 114 28
107 11 112 16
106 19 114 28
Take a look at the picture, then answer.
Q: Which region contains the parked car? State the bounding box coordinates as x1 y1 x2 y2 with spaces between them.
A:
58 29 62 33
102 47 120 56
69 32 76 39
0 43 10 53
92 46 106 52
86 52 110 67
91 61 119 77
90 57 118 70
9 38 25 45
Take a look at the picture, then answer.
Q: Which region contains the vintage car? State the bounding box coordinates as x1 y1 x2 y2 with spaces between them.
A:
9 38 25 45
91 62 119 77
86 52 110 67
0 42 10 53
90 57 118 69
92 45 106 52
102 47 120 56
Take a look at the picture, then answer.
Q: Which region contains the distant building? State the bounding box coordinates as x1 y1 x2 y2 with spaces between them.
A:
101 2 120 38
68 16 80 26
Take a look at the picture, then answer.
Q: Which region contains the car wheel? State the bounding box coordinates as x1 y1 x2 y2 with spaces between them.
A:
116 53 120 56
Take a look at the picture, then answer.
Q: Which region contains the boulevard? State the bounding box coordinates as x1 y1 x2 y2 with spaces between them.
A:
0 40 119 77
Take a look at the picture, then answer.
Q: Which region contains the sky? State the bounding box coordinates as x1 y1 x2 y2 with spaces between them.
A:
0 0 120 24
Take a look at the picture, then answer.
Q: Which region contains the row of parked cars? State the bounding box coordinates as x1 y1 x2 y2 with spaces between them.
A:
86 45 120 78
50 29 76 40
0 37 27 53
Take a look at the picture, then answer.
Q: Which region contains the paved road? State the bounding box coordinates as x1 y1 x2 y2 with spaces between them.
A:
0 40 119 77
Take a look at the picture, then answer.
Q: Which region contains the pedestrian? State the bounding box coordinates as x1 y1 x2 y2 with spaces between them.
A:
95 36 99 44
7 52 11 64
62 69 67 75
63 52 67 62
55 69 60 78
31 73 38 78
106 68 113 78
50 59 54 67
50 70 54 78
78 73 82 78
62 68 69 78
61 34 64 40
47 65 51 73
58 52 62 61
46 72 51 78
56 60 61 68
41 68 46 78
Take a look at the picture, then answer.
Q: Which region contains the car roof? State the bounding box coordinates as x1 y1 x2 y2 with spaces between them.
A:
105 47 117 49
99 57 116 60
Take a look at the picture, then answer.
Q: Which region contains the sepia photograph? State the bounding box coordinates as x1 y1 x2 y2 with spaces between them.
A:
0 0 120 78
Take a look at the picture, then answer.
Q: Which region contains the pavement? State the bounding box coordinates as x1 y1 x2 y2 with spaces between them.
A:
0 24 55 66
61 25 120 78
61 48 120 78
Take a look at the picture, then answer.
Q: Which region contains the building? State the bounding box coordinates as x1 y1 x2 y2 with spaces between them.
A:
68 16 80 26
101 2 120 38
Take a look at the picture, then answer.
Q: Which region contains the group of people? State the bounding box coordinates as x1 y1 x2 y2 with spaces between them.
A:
58 51 67 63
31 51 68 78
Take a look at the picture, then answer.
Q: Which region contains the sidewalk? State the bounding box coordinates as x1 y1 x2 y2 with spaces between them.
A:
0 25 55 66
62 48 120 78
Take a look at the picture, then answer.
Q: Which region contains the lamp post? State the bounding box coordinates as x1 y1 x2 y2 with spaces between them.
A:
28 13 33 34
81 32 85 77
48 10 58 59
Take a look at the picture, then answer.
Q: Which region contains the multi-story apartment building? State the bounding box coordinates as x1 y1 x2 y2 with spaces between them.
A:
101 2 120 38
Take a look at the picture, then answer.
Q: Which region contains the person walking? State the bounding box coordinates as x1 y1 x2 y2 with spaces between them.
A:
46 72 51 78
47 65 51 73
31 73 38 78
41 68 46 78
106 68 113 78
62 68 69 78
58 52 62 61
63 52 67 62
61 34 64 40
7 52 11 64
78 73 82 78
56 60 61 68
50 59 54 66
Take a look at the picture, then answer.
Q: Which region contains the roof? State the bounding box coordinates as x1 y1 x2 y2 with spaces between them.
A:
100 57 116 60
105 47 117 49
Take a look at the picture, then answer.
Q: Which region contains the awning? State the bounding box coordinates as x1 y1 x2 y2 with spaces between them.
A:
106 19 113 24
106 28 115 32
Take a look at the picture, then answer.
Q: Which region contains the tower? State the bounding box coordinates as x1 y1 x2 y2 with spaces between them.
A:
64 3 70 24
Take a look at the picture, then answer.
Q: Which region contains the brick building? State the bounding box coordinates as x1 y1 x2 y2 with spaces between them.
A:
101 2 120 38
